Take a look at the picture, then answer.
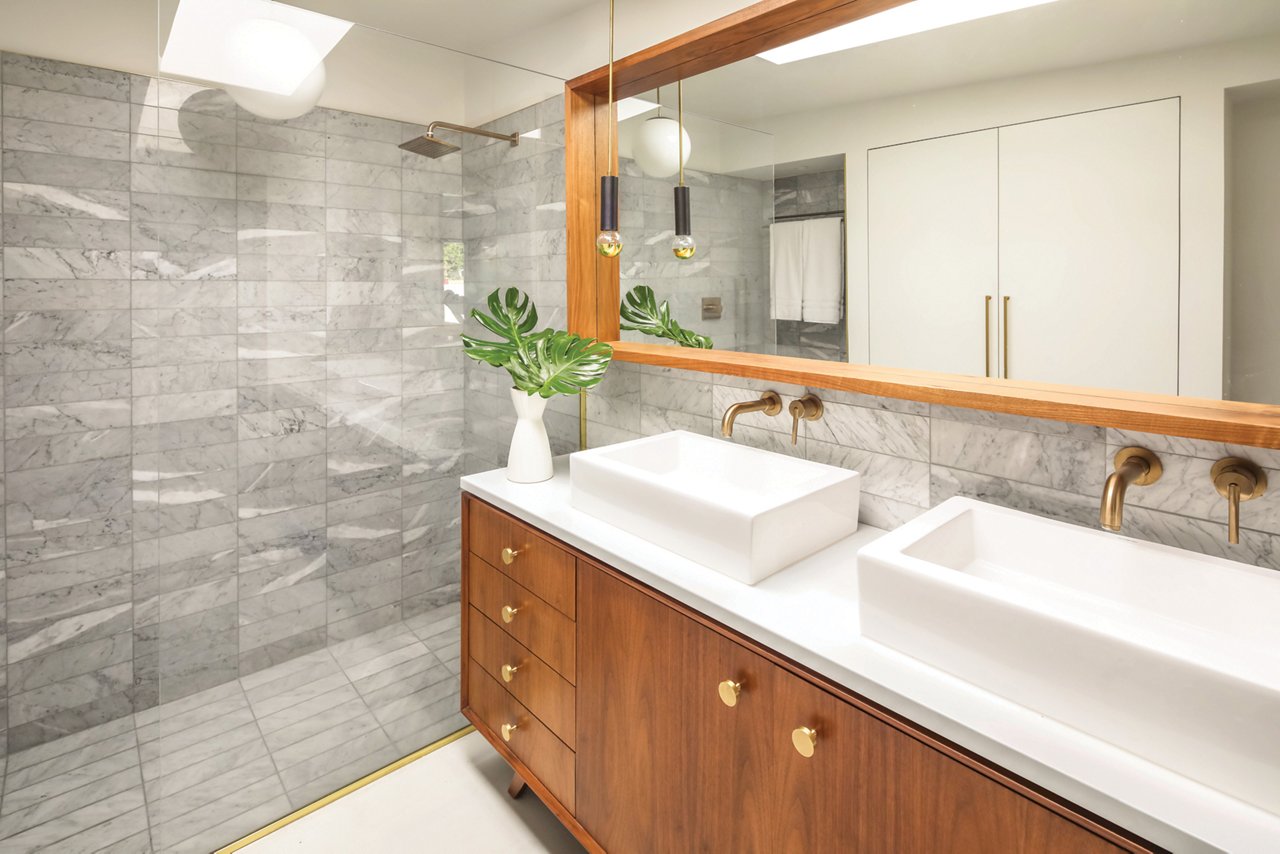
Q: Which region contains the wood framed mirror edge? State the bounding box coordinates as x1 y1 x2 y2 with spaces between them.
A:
563 0 1280 449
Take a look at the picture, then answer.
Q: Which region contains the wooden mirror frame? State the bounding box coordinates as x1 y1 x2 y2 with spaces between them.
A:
563 0 1280 447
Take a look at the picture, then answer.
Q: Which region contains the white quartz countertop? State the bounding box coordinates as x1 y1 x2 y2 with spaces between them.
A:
462 460 1280 853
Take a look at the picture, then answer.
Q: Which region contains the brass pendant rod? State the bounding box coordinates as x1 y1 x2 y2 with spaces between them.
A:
678 79 684 186
607 0 615 176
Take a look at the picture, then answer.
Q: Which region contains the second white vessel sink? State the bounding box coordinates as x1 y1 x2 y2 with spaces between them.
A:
856 497 1280 816
569 430 860 584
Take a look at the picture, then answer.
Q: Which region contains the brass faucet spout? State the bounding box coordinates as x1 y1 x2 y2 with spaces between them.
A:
1100 447 1162 532
721 391 783 438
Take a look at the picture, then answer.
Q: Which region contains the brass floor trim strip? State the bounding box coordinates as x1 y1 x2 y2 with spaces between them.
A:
215 724 477 853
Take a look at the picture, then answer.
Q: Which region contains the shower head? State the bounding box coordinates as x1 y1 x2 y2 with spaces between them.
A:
399 132 461 159
399 121 519 159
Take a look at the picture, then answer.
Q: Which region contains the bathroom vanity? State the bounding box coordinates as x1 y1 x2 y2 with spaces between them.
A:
456 460 1280 854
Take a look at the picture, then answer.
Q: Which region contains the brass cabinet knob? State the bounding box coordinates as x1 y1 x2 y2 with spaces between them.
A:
500 722 518 742
792 726 818 758
717 679 742 708
501 547 520 565
500 605 519 624
501 663 520 683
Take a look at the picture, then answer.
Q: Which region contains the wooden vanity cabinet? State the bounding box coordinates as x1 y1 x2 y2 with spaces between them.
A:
461 496 1158 854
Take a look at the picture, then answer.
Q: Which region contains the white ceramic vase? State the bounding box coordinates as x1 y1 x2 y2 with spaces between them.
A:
507 388 553 483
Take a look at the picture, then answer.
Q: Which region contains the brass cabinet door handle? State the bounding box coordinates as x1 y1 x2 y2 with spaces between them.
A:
717 679 742 707
984 295 992 378
501 663 520 683
792 726 818 758
1002 295 1010 379
500 722 518 742
500 605 519 624
501 547 520 565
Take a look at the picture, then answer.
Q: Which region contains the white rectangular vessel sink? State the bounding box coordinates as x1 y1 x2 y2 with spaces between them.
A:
570 431 860 584
857 497 1280 816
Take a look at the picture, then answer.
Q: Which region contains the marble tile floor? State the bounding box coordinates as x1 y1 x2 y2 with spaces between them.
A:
0 607 466 854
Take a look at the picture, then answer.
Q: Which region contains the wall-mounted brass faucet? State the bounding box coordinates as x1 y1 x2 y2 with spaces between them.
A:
1210 457 1267 544
1100 447 1162 532
788 394 823 445
720 390 782 438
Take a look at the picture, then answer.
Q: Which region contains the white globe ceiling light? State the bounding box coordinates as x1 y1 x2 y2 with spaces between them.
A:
225 59 326 120
221 17 327 120
633 116 692 180
159 0 351 92
224 17 320 94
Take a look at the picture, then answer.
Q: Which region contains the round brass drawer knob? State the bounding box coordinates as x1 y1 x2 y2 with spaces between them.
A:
500 605 519 624
501 663 520 683
501 547 520 565
718 679 741 708
501 722 518 742
792 726 818 758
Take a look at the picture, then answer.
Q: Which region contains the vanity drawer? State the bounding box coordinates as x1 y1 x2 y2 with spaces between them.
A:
468 498 575 619
469 658 575 812
468 553 576 683
469 606 576 748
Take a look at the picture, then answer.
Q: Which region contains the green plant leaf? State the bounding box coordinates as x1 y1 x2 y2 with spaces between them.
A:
508 333 614 398
619 285 714 349
461 287 540 367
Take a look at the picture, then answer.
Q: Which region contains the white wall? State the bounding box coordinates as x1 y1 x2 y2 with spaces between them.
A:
1227 88 1280 404
753 33 1280 399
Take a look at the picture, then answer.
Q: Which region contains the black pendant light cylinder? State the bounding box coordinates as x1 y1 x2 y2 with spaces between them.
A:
600 175 619 231
673 185 691 236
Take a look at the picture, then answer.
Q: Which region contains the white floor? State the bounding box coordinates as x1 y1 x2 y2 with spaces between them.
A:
241 732 584 853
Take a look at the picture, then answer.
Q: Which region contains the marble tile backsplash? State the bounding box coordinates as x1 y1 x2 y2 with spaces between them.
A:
583 363 1280 572
0 52 468 751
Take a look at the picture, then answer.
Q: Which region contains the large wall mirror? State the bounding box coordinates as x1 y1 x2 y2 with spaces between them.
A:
566 0 1280 443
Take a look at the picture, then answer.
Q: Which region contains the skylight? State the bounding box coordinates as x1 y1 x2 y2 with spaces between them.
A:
160 0 353 94
758 0 1060 65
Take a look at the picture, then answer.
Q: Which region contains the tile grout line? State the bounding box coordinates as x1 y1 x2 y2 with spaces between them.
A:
217 677 290 849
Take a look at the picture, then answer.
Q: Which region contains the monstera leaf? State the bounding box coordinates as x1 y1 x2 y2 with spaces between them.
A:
507 333 614 399
462 287 613 398
461 287 540 367
620 285 714 349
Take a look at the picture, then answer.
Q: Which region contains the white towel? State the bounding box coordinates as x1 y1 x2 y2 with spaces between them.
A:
769 221 804 321
801 216 843 324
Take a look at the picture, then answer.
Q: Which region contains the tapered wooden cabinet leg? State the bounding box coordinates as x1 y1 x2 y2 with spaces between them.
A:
508 771 528 799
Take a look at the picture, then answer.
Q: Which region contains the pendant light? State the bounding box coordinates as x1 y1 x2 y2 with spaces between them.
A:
595 0 623 258
671 80 696 259
634 85 691 179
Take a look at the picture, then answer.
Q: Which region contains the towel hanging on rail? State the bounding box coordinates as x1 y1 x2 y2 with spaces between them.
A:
769 216 843 323
801 216 843 324
769 221 804 321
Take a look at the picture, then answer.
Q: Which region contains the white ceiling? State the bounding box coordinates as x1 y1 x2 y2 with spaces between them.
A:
0 0 753 125
679 0 1280 125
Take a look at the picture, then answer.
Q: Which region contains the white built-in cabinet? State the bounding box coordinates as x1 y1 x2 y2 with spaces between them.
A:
867 98 1180 394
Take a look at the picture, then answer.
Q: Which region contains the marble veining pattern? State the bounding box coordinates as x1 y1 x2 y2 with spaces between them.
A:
0 50 468 766
583 362 1280 570
0 611 463 853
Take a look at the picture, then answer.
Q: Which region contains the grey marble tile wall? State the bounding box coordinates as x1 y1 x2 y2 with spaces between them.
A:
0 52 466 752
583 363 1280 571
462 96 579 474
773 168 846 361
773 169 845 218
618 158 772 353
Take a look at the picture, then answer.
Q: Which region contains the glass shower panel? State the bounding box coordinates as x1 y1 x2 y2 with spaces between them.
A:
126 13 565 850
